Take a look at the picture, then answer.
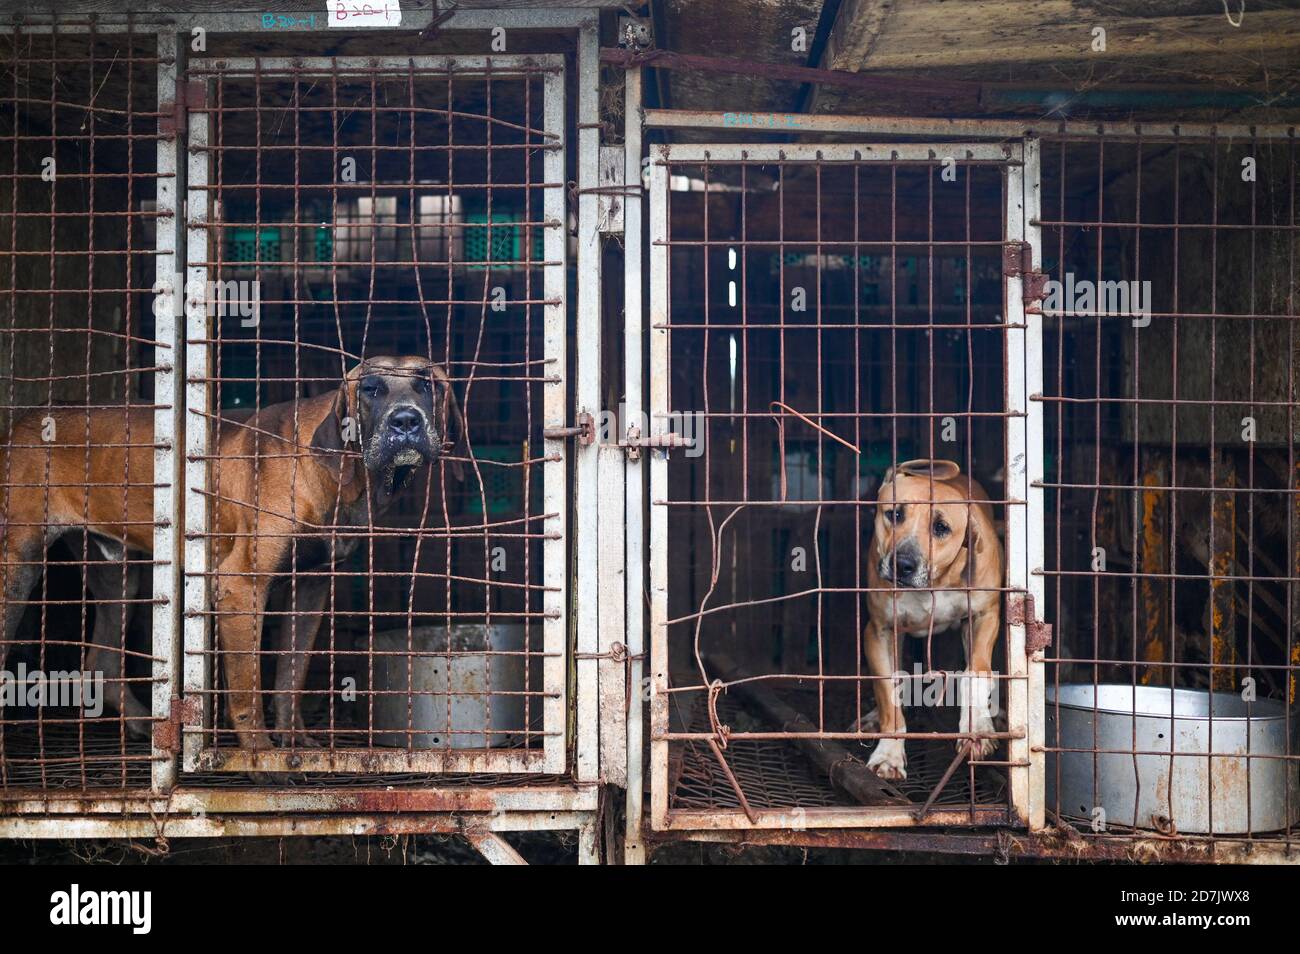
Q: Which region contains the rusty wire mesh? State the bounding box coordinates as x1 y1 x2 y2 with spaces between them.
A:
1040 132 1300 845
0 29 165 792
182 57 565 776
654 151 1022 825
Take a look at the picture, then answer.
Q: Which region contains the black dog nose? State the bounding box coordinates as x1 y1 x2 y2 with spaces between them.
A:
892 550 918 576
388 408 423 435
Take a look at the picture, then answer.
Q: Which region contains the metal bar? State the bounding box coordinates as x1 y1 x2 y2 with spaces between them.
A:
1004 140 1032 827
0 8 603 35
181 66 210 772
1021 137 1046 831
151 30 180 793
541 57 569 776
596 444 627 785
188 56 565 76
622 64 648 865
652 143 1018 163
643 108 1300 144
573 22 600 784
647 145 670 830
0 810 599 840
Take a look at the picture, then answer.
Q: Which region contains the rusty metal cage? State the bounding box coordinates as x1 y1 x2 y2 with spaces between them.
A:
646 142 1039 831
1039 129 1300 851
181 55 569 777
0 28 174 795
0 9 604 859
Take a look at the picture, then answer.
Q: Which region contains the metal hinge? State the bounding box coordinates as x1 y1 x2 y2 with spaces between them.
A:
543 410 596 445
1007 593 1053 654
1003 241 1049 313
160 79 207 139
153 695 201 754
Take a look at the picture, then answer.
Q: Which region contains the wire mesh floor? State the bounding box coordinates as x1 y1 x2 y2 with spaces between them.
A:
669 688 1009 813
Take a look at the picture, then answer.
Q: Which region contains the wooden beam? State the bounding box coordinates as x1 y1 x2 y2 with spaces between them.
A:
856 2 1300 70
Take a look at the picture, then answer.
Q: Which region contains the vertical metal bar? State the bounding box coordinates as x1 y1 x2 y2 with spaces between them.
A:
152 30 180 792
622 65 647 864
597 445 627 784
541 62 568 775
647 144 670 829
1004 140 1032 826
1021 137 1046 830
181 67 210 772
573 24 601 782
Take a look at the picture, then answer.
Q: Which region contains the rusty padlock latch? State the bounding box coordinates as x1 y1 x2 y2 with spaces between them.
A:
543 410 596 445
619 422 695 459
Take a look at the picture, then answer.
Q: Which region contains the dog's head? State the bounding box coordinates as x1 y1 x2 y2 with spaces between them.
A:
312 355 463 500
874 459 976 589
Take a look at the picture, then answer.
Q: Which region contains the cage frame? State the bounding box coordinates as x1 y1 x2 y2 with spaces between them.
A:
0 7 607 860
631 107 1300 863
179 52 570 777
643 139 1044 832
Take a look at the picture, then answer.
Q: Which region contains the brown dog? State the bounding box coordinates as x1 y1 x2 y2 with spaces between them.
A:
859 459 1003 780
0 356 458 754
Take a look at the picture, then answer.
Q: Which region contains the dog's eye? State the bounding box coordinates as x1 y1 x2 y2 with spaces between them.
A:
361 384 379 397
933 517 951 537
414 377 432 395
883 506 904 524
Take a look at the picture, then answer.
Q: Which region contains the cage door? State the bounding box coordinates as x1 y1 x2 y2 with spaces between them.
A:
646 141 1043 829
180 55 567 776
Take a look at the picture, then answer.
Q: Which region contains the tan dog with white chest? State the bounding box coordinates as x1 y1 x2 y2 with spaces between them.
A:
860 459 1003 780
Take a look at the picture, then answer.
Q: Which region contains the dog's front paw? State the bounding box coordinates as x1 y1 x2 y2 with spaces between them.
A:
867 739 907 780
959 708 998 759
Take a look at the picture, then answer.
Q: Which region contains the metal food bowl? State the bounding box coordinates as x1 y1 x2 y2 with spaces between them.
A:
1046 684 1299 834
372 624 534 750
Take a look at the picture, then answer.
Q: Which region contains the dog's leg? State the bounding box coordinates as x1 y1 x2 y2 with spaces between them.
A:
213 558 274 755
0 524 44 673
273 576 329 748
959 608 1000 758
82 552 150 738
863 618 908 780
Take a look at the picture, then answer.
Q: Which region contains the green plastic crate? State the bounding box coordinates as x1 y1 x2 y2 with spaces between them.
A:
226 226 281 264
463 212 545 269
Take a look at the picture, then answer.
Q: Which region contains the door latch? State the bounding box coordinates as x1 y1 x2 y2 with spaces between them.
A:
543 411 596 445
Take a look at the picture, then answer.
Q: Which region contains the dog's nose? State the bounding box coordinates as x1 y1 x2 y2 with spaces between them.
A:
388 408 423 436
892 550 918 577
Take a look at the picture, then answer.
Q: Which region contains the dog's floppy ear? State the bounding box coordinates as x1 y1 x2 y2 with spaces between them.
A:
432 364 466 482
310 366 363 488
894 458 962 482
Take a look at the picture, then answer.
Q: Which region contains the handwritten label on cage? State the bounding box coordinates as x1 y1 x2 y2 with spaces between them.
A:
327 1 402 27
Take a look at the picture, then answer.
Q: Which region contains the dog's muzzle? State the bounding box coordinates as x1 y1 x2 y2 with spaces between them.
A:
879 539 929 588
366 406 439 494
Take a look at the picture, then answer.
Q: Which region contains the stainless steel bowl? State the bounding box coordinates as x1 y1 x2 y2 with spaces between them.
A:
1046 684 1299 834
